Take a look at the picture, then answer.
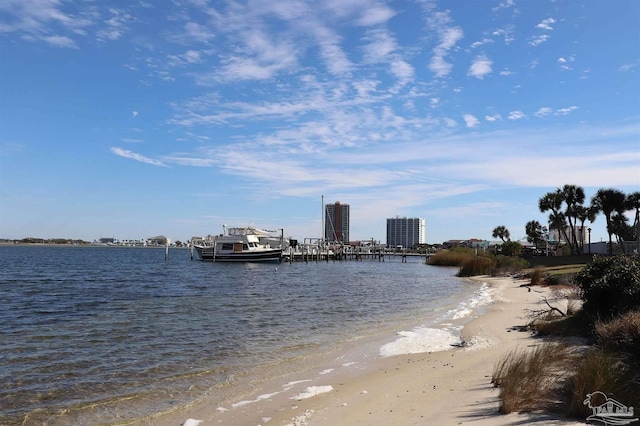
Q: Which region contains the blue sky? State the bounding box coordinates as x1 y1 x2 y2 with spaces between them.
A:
0 0 638 244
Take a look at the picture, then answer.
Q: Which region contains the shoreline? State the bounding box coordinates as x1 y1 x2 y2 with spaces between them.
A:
146 276 584 426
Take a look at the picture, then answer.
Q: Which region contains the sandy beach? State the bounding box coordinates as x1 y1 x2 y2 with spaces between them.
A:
147 276 585 426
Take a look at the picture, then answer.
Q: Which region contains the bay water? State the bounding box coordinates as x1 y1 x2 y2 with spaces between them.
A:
0 245 488 425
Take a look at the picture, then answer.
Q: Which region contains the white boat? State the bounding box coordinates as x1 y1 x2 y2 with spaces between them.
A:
193 226 283 262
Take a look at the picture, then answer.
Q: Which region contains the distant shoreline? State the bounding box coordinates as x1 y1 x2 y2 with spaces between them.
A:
0 242 187 248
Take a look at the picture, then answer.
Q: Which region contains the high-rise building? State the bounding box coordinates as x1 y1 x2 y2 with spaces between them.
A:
386 217 426 248
325 201 350 242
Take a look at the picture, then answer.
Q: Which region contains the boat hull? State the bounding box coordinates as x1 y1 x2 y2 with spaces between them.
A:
195 246 282 263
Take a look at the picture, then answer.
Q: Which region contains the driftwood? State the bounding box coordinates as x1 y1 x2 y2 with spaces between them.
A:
527 296 567 319
541 296 566 317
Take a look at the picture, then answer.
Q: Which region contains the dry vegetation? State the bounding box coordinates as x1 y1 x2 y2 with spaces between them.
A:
492 343 576 414
492 256 640 420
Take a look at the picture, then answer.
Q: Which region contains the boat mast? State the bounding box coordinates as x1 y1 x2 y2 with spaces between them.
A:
321 195 324 247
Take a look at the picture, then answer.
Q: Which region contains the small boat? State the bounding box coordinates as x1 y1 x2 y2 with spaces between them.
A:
193 226 283 262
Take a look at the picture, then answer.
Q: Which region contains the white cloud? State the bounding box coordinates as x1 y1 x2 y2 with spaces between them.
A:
485 114 502 122
619 64 636 72
470 38 494 48
536 18 556 31
529 34 550 46
463 114 480 128
390 60 414 82
468 55 492 79
508 111 525 120
111 147 168 167
492 0 515 11
444 118 457 127
428 11 464 78
362 29 396 62
499 69 514 76
42 35 78 48
132 111 138 118
184 22 216 43
557 55 575 70
212 29 299 81
534 107 553 118
96 8 130 42
555 106 578 115
357 5 396 26
492 26 515 45
311 25 353 76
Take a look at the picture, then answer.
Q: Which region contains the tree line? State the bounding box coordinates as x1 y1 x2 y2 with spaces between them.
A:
493 185 640 255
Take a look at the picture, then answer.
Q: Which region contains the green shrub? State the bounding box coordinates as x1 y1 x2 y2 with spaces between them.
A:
573 255 640 319
500 241 522 256
494 255 529 275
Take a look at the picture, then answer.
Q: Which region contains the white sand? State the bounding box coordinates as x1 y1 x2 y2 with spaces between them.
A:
145 277 585 426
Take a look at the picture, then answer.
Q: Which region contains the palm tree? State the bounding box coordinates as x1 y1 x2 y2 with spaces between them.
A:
539 191 570 250
591 188 626 255
573 205 597 254
560 184 585 255
525 220 545 249
626 191 640 253
492 225 511 242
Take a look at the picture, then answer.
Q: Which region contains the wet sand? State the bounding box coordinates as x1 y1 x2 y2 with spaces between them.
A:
147 276 584 426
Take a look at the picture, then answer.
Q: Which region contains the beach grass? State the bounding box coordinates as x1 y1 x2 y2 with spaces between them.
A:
492 342 576 414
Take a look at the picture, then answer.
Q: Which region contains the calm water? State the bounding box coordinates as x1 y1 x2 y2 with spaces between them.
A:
0 245 477 425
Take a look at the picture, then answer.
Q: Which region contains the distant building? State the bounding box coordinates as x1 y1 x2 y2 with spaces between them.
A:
386 217 425 249
325 201 350 242
443 239 488 250
147 235 168 246
549 225 588 244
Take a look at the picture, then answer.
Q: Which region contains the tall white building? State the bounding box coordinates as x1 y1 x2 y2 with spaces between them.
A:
386 217 426 248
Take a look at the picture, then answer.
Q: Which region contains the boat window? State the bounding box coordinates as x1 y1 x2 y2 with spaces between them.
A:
221 243 234 250
243 244 249 250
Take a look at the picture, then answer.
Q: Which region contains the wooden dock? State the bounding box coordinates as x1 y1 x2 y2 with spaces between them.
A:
281 244 431 263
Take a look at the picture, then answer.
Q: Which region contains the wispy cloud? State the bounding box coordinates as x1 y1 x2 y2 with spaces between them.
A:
536 18 556 31
492 26 515 45
356 4 395 26
111 147 168 167
529 34 550 46
42 35 78 48
508 110 525 120
183 22 216 43
534 107 553 117
555 106 578 115
427 11 464 78
492 0 516 12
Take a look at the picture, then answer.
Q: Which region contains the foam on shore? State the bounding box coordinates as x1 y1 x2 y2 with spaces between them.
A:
379 281 495 357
